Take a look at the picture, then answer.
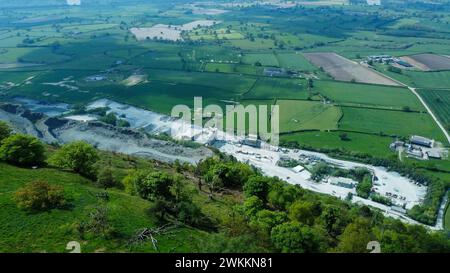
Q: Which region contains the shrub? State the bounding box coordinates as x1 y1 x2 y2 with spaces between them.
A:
14 180 66 211
0 134 46 167
96 167 118 189
49 141 99 178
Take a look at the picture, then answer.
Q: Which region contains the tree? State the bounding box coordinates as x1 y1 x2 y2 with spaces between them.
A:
356 175 372 198
243 175 270 200
335 218 374 253
243 196 264 218
320 206 349 238
402 106 411 112
339 133 350 141
0 121 12 142
49 141 99 178
99 112 117 126
310 162 332 182
271 222 322 253
288 200 321 226
96 167 117 189
0 134 46 167
134 171 174 201
14 180 66 211
268 183 301 210
249 209 287 234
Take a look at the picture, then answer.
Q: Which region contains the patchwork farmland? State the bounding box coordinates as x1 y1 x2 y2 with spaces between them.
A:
0 0 449 250
303 52 400 86
403 54 450 71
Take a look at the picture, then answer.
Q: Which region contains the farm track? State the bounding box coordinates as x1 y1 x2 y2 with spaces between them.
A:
366 66 450 145
408 86 450 145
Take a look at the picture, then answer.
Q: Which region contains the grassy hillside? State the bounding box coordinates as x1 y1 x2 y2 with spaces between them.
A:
0 162 216 253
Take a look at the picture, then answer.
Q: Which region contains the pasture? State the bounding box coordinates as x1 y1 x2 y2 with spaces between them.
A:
314 80 425 111
339 107 446 142
277 100 341 133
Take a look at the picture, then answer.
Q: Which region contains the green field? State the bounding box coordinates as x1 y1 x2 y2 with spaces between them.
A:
243 77 308 100
417 89 450 126
277 100 342 133
314 80 425 111
339 107 446 141
275 52 317 71
281 131 394 158
242 53 279 67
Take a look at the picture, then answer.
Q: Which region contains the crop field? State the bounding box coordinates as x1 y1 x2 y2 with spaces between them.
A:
405 54 450 71
416 89 450 126
277 100 341 133
303 52 400 86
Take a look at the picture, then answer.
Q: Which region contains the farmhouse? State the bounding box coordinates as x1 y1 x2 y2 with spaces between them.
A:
410 135 434 148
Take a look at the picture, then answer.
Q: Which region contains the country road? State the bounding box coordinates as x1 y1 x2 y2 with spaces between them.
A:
368 66 450 145
408 86 450 145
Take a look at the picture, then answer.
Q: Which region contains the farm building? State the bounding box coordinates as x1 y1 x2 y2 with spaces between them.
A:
389 140 404 151
395 60 413 68
292 165 305 173
410 135 434 148
406 147 423 158
263 67 285 77
426 150 441 159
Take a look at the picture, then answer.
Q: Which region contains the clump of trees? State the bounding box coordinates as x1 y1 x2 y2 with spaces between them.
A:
14 180 67 211
201 156 450 253
123 169 209 227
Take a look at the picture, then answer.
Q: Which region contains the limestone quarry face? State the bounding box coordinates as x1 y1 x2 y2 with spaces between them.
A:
0 102 212 164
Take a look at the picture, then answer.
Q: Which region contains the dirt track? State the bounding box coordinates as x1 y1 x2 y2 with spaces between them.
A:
303 52 400 86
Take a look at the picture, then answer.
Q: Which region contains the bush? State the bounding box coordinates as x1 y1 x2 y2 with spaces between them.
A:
0 134 46 167
49 141 99 178
14 180 66 211
96 167 117 189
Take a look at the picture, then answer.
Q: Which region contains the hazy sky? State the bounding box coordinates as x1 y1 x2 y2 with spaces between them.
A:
67 0 81 5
